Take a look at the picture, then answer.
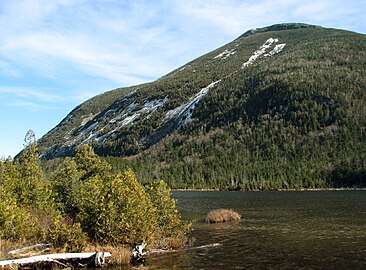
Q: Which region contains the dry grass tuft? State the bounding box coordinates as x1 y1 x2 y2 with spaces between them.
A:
83 243 131 266
0 239 31 261
206 209 241 223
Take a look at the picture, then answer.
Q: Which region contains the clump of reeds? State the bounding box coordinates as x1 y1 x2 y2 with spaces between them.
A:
206 209 241 223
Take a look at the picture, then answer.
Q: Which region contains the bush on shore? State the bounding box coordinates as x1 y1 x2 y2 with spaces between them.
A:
0 133 191 260
145 180 191 249
206 209 241 223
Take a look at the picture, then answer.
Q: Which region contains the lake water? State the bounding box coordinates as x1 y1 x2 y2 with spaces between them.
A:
119 191 366 269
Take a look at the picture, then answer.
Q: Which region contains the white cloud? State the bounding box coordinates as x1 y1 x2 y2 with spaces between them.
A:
8 100 56 111
0 86 64 102
293 1 351 20
0 59 21 77
0 1 182 86
172 0 366 36
0 0 365 94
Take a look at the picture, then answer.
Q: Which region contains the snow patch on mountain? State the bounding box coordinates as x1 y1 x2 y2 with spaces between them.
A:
63 97 168 146
214 49 236 60
264 43 286 57
242 38 286 68
109 102 138 124
165 80 221 127
95 97 168 142
80 113 98 127
97 97 168 142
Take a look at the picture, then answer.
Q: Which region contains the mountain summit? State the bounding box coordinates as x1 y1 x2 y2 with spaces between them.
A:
39 23 366 189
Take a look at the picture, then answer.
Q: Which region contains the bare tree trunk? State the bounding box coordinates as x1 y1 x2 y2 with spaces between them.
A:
0 252 111 268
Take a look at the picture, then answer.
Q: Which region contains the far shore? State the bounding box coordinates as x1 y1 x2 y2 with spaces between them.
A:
172 188 366 192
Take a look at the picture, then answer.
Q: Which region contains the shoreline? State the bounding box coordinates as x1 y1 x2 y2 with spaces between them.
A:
172 188 366 192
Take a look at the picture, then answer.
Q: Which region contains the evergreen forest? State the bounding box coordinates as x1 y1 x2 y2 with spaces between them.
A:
35 24 366 190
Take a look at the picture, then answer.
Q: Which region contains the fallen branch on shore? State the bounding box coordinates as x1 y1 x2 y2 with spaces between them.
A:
0 252 111 268
8 243 51 256
7 243 52 258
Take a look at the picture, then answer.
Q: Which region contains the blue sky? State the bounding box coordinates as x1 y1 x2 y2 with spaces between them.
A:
0 0 365 158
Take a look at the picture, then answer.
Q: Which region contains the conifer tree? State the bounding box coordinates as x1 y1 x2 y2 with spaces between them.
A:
51 158 82 217
75 144 112 181
77 169 157 244
15 130 51 207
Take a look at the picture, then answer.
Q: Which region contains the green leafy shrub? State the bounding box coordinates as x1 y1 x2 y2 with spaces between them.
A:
0 187 42 241
145 180 191 249
0 133 54 242
2 141 191 251
46 213 87 252
77 169 157 245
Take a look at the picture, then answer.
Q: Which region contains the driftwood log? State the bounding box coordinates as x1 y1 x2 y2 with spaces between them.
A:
0 252 111 268
8 243 51 256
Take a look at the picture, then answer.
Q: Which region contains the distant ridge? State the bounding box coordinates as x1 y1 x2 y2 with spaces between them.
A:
238 23 320 38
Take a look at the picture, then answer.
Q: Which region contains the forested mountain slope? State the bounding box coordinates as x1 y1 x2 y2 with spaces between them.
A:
39 23 366 189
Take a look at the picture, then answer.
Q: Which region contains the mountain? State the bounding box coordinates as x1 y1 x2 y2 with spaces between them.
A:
39 23 366 189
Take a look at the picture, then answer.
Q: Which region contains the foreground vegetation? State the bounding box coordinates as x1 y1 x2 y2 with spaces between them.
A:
0 131 190 262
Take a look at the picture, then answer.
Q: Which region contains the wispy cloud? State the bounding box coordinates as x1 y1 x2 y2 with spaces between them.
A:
0 87 64 102
1 0 364 92
0 58 21 77
0 0 185 87
8 100 56 111
174 0 366 35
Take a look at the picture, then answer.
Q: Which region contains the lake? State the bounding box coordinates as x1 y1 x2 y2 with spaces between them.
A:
120 191 366 269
